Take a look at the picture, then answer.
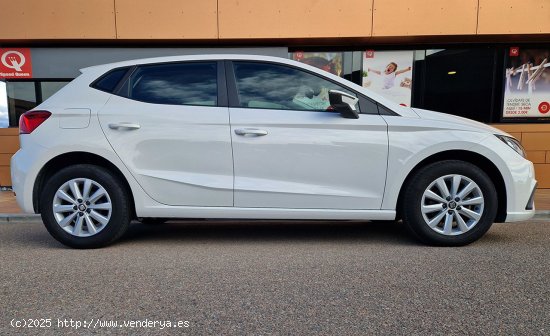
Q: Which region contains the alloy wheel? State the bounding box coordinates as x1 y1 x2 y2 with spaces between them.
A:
421 174 484 236
52 178 112 237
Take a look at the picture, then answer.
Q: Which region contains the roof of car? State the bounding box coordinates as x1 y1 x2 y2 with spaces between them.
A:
80 54 294 72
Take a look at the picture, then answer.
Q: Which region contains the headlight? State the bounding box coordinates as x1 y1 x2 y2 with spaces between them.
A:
495 134 526 158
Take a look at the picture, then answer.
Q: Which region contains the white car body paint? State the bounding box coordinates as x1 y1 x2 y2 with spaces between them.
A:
11 54 536 223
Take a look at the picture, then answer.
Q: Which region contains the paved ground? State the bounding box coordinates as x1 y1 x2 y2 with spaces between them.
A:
1 219 549 335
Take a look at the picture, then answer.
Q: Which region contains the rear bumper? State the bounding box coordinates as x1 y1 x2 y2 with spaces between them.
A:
11 148 37 213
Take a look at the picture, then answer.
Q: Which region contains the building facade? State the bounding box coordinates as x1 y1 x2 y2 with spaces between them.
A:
0 0 549 186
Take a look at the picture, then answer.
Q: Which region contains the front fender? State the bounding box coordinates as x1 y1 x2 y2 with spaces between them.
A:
381 128 492 210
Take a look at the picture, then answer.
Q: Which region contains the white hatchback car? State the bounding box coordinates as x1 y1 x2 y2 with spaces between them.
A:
11 55 536 248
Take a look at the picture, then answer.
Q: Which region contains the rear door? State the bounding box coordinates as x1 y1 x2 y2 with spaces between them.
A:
98 61 234 206
227 60 388 209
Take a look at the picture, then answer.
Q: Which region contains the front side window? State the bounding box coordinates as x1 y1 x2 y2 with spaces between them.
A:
128 62 217 106
233 62 357 112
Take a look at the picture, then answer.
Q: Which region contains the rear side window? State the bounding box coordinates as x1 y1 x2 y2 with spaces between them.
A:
127 62 217 106
92 67 129 93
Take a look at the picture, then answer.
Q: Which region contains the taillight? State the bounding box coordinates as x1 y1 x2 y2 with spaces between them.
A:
19 110 51 134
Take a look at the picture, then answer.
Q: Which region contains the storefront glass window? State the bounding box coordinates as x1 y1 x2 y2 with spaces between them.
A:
0 80 71 127
418 49 497 123
7 82 36 127
41 82 68 101
290 52 344 76
0 82 8 128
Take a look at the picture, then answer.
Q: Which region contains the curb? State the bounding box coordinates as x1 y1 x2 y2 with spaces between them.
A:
0 214 42 223
532 211 550 221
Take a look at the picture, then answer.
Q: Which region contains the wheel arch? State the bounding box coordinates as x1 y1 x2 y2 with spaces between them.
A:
33 151 136 219
396 150 507 223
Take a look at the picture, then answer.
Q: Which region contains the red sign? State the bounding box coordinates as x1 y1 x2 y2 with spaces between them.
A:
0 48 32 78
509 47 519 57
365 50 374 58
539 102 550 114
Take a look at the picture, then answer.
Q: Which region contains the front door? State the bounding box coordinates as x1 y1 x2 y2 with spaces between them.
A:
228 61 388 209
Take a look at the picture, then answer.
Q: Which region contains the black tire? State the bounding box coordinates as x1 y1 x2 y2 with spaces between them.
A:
40 164 131 248
138 218 168 225
401 160 497 246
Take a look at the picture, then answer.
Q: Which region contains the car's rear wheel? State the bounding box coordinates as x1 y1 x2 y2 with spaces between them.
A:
401 160 497 246
40 164 131 248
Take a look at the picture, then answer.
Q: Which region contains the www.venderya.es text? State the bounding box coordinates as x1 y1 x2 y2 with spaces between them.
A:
10 318 190 330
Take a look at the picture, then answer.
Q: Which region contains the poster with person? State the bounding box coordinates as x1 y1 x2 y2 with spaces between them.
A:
362 50 414 106
291 52 343 76
503 48 550 118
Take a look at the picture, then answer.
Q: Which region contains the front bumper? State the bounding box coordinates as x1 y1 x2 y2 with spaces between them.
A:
505 181 537 222
503 160 537 223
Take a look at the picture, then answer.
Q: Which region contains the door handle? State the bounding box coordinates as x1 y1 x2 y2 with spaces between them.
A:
234 128 268 136
108 122 141 130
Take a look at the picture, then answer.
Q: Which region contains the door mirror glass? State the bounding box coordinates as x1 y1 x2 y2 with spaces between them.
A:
329 90 359 119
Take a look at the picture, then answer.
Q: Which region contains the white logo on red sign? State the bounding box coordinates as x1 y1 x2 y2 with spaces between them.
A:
0 48 32 78
539 102 550 114
1 50 25 71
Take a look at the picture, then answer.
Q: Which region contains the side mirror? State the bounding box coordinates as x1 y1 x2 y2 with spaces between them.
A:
328 90 359 119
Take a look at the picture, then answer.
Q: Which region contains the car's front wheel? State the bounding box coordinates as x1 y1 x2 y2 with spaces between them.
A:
40 164 131 248
401 160 497 246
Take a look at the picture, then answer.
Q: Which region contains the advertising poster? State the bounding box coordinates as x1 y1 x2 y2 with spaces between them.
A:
504 48 550 118
362 50 414 106
291 52 343 76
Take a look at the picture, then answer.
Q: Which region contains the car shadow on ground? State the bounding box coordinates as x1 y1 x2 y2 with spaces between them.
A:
7 219 516 249
118 220 418 246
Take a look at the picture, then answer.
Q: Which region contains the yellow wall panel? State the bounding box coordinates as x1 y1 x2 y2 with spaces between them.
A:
0 136 19 154
0 154 13 166
478 0 550 34
0 128 19 136
493 124 550 133
0 167 11 186
526 151 546 164
115 0 218 39
534 164 550 188
219 0 372 39
521 133 550 151
0 0 116 39
373 0 478 36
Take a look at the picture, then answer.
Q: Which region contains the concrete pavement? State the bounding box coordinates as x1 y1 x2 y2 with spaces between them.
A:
1 219 549 335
